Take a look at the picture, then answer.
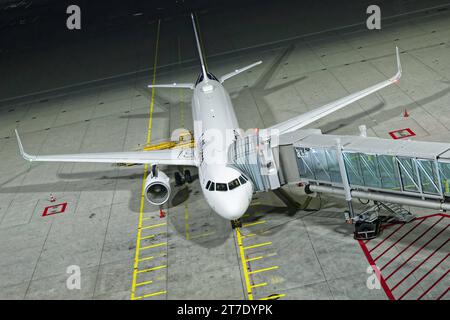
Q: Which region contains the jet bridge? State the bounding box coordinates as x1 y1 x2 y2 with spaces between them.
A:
228 128 450 239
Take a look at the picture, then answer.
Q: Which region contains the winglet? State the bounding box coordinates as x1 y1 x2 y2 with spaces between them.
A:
391 46 402 82
15 129 33 162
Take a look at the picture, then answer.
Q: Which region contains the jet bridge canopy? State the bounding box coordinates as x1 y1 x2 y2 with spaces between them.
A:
228 128 450 208
294 133 450 200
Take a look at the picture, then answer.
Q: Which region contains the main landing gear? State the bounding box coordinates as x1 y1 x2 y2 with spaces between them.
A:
174 169 193 186
231 219 242 229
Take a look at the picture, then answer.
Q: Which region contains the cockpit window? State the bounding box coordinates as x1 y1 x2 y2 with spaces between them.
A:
239 175 247 185
208 182 215 191
216 183 228 191
228 179 240 190
206 181 211 189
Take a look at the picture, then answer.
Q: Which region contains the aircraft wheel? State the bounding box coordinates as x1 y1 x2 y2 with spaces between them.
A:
184 170 193 184
174 172 184 186
231 219 242 229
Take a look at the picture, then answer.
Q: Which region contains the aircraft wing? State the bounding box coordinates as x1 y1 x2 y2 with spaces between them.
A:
266 47 402 135
15 130 196 166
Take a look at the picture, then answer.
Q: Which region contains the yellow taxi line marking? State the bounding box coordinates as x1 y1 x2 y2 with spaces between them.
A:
184 204 190 240
248 266 279 275
133 291 167 300
140 242 167 250
136 265 167 274
140 235 156 240
259 294 286 300
243 220 266 228
243 242 272 250
251 282 268 289
241 233 257 239
236 228 253 300
130 19 161 301
141 222 166 230
136 280 153 287
138 256 154 262
142 217 154 221
245 256 263 262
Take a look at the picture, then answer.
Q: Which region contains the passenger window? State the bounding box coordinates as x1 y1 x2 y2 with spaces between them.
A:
239 175 247 185
216 183 228 191
206 181 211 189
228 179 240 190
209 182 215 191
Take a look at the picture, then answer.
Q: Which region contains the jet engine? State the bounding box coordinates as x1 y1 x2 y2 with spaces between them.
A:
144 169 171 206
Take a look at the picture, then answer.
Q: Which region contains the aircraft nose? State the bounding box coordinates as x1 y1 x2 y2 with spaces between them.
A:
215 191 252 220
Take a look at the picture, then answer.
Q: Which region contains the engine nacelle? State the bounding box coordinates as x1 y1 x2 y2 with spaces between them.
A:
144 170 171 206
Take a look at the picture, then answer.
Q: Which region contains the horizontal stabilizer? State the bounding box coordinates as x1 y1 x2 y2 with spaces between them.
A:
220 61 263 83
148 83 195 90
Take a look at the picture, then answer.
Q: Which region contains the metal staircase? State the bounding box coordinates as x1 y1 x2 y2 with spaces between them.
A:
377 202 415 223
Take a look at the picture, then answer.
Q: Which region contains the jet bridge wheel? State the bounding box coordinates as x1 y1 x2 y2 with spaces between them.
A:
231 219 242 229
353 219 381 241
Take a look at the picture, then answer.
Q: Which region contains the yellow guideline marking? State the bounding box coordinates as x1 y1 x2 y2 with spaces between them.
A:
242 233 257 239
243 242 272 250
243 220 266 228
245 256 263 262
248 266 279 275
236 228 253 300
136 265 167 274
251 282 268 289
136 280 153 287
259 294 286 300
140 242 167 250
140 235 156 240
134 291 167 300
141 222 166 230
184 205 190 240
138 256 154 262
130 19 161 301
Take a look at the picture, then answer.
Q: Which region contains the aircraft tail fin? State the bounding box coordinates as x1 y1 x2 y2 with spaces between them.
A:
191 13 208 81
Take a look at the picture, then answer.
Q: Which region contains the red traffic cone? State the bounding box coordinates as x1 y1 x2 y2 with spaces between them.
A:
49 194 56 202
159 208 166 218
403 109 409 117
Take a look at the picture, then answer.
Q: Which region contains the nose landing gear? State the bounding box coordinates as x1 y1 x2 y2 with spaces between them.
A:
231 219 242 229
174 169 193 186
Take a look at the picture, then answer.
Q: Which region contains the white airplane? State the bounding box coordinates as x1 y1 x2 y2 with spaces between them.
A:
15 13 402 227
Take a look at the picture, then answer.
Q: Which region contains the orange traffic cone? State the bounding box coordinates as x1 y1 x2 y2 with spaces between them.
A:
159 208 166 218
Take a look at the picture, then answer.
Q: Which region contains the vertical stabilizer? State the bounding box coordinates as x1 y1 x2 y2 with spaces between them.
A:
190 13 208 81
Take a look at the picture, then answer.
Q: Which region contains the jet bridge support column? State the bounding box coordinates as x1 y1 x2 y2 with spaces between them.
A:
335 138 354 220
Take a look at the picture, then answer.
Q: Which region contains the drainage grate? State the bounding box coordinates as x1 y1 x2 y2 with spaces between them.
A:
359 213 449 300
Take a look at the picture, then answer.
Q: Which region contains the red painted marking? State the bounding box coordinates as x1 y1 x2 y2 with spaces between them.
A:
380 218 445 271
391 238 450 291
389 128 416 140
417 270 449 300
359 213 449 300
436 287 449 300
370 223 405 253
374 219 425 262
358 240 395 300
385 226 449 280
398 253 449 300
42 202 67 217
